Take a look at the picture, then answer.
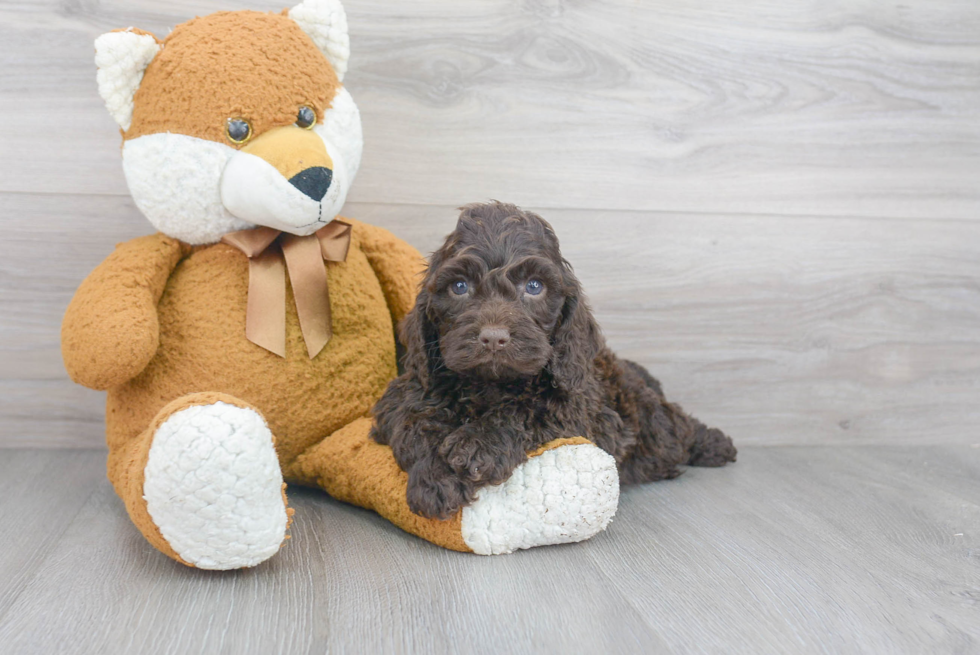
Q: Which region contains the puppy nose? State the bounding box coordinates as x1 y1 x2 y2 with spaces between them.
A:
288 166 333 201
478 326 511 352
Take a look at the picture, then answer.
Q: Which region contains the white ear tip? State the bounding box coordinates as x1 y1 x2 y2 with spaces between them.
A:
289 0 350 82
95 30 160 131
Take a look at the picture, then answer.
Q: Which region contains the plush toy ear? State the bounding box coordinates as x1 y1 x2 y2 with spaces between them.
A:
288 0 350 82
94 29 161 131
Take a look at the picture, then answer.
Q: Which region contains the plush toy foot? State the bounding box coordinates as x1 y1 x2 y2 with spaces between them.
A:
460 438 619 555
143 399 289 569
106 393 292 569
291 419 619 555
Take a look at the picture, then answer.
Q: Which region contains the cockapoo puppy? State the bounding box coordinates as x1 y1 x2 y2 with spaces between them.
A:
372 201 736 519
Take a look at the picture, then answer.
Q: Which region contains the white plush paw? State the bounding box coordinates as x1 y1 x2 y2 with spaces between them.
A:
143 402 288 569
460 443 620 555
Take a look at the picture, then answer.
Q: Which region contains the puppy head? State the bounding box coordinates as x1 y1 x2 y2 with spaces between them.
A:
402 202 602 389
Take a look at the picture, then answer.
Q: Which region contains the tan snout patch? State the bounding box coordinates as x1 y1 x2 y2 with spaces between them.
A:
241 126 333 180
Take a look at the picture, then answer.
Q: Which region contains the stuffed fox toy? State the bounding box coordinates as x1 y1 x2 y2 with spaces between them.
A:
62 0 620 568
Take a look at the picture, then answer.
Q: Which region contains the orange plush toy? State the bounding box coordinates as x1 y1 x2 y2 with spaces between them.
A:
63 0 620 569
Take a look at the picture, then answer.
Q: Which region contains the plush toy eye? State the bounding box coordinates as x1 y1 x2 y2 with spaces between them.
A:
525 279 544 296
296 106 317 129
451 280 469 296
226 118 252 144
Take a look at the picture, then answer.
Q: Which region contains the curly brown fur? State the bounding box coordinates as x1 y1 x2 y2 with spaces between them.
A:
371 201 736 519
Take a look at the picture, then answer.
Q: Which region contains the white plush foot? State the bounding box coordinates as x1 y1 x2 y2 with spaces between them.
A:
460 443 620 555
143 401 289 569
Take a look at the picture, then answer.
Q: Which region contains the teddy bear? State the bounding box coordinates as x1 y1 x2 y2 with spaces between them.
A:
61 0 620 569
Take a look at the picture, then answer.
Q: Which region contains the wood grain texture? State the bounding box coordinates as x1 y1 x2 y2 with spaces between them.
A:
0 0 978 218
2 2 978 652
0 446 976 654
4 195 978 447
0 450 105 618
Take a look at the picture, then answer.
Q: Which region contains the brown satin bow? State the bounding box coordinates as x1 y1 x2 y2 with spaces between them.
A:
221 220 352 359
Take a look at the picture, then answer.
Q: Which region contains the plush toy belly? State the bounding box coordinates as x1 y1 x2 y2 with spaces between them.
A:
104 240 398 470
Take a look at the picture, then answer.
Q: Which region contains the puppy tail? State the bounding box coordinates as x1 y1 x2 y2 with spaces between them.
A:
686 422 737 467
626 359 736 468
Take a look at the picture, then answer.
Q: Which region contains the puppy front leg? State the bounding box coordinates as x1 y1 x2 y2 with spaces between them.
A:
370 375 453 472
406 455 478 520
438 415 529 487
371 384 480 518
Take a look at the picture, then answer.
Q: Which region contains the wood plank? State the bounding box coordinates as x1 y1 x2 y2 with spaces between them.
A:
0 0 977 218
0 382 105 448
0 450 105 619
596 445 980 653
0 446 976 653
3 194 979 447
0 460 669 654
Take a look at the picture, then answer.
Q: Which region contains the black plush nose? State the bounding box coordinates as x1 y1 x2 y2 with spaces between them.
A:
479 326 511 352
288 166 333 201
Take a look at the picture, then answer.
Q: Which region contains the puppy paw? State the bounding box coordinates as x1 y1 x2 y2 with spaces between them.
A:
406 460 476 520
438 424 515 485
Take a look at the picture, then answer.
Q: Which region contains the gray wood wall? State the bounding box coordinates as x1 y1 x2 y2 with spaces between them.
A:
2 0 978 448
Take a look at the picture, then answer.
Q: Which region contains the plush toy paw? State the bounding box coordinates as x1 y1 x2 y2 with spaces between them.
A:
143 401 289 569
459 440 620 555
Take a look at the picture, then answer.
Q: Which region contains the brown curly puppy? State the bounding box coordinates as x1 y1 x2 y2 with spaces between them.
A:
371 201 736 519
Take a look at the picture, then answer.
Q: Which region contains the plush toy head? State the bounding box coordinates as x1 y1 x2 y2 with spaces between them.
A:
95 0 362 244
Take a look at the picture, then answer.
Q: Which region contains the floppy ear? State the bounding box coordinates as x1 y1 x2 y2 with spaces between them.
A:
94 29 161 131
548 273 603 393
289 0 351 82
398 287 441 391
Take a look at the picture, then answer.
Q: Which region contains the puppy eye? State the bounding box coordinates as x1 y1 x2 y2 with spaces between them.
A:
450 280 469 296
226 118 252 145
525 279 544 296
296 106 317 129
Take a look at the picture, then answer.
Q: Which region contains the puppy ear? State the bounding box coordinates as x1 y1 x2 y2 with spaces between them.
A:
400 237 456 389
548 276 603 393
398 287 441 390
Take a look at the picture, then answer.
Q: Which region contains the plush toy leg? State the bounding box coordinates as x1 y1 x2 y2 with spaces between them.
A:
107 392 292 569
290 418 621 555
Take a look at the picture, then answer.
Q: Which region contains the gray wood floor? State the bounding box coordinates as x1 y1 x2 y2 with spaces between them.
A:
0 446 977 654
1 0 979 652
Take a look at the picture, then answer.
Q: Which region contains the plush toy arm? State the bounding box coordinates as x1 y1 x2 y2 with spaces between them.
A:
347 218 426 326
61 233 186 390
